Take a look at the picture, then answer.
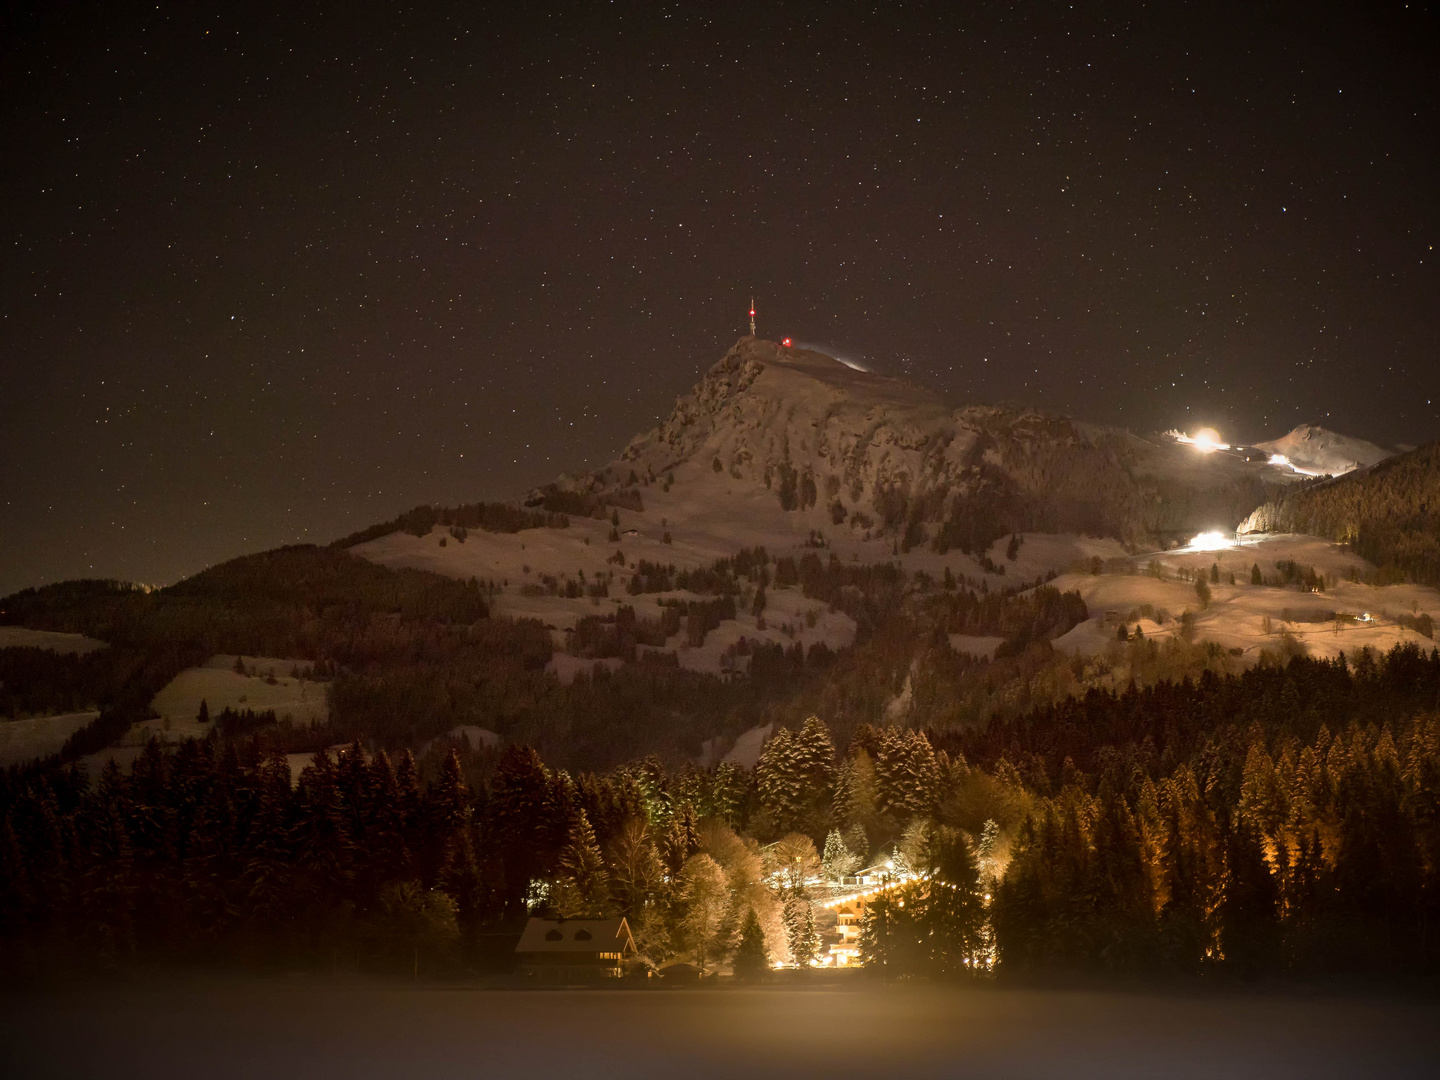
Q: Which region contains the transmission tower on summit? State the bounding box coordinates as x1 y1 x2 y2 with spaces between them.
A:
749 296 756 336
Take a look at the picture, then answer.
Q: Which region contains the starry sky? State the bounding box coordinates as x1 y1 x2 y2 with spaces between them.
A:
2 0 1437 594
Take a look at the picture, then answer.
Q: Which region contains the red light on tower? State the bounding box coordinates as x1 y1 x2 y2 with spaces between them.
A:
782 337 792 347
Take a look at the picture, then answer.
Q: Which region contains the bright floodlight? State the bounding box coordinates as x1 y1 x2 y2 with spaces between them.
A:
1189 530 1233 551
1171 428 1230 452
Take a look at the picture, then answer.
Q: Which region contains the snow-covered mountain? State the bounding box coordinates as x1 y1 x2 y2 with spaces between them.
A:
349 338 1406 656
1255 423 1391 478
540 337 1305 550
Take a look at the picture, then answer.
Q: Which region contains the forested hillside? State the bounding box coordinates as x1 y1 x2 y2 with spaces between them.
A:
1241 442 1440 586
1 546 1097 768
3 645 1438 981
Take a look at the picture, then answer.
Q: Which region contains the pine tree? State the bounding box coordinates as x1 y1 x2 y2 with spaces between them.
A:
426 751 471 845
1218 816 1279 976
822 829 860 883
553 809 612 918
858 892 897 975
436 827 483 930
919 825 986 976
791 715 837 832
239 751 296 940
487 744 561 912
783 892 820 967
709 762 748 827
393 750 425 859
732 907 769 980
755 727 802 833
76 764 136 966
363 752 413 898
664 801 701 875
875 729 940 821
293 746 354 914
833 748 880 843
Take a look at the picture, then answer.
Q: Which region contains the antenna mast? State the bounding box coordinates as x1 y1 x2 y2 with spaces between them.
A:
749 297 756 336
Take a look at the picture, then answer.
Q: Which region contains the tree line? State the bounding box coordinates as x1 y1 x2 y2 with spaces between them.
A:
4 643 1439 981
1241 441 1440 587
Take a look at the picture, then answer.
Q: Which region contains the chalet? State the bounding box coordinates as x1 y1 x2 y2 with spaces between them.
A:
840 862 895 889
514 917 637 982
828 902 864 967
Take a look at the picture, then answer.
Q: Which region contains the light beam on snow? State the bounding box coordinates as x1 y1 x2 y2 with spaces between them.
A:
1173 428 1229 453
797 342 869 371
1267 452 1328 477
1188 531 1235 551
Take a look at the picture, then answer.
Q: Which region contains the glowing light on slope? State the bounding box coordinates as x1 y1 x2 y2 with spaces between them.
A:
795 341 870 371
1174 427 1229 453
1267 452 1329 477
1189 531 1234 551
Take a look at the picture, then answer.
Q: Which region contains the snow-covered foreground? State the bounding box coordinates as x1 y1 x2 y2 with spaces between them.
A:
4 978 1437 1079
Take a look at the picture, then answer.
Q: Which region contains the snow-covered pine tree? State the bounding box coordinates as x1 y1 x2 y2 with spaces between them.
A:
821 828 860 883
709 762 748 827
663 802 700 874
977 819 1000 883
875 729 941 821
832 747 880 840
782 892 820 967
755 727 802 832
553 808 612 918
791 715 837 832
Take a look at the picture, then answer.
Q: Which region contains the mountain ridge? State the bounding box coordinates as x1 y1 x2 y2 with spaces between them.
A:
538 337 1339 553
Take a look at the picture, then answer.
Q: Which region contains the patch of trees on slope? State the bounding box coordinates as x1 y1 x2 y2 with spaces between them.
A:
1241 441 1440 586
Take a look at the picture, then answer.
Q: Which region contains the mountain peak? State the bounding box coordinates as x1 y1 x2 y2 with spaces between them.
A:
530 341 1390 557
1255 423 1391 477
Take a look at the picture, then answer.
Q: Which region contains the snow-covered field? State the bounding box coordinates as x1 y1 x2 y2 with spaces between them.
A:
1050 533 1438 664
0 710 99 766
133 654 329 747
0 626 107 654
0 628 108 766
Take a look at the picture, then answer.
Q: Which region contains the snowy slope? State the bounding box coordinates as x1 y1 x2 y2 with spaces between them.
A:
1255 424 1391 477
355 338 1389 602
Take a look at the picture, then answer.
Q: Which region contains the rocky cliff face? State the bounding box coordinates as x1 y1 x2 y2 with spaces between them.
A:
543 338 1309 551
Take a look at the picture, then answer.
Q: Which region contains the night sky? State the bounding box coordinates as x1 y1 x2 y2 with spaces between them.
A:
2 1 1436 595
